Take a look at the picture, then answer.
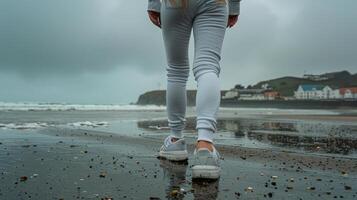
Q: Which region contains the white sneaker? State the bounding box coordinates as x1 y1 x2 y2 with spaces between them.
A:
158 135 188 161
192 146 221 179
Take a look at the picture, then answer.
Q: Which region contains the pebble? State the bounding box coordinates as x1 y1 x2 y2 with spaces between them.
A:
170 189 179 196
307 186 316 190
344 186 352 190
341 171 348 176
99 172 107 178
245 186 254 192
20 176 28 182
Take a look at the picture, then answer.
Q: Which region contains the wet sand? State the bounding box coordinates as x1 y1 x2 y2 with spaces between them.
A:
1 127 356 200
265 115 357 123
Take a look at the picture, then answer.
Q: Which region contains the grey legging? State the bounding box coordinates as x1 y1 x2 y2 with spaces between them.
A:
161 0 228 143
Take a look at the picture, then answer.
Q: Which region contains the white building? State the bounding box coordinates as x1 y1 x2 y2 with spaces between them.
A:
340 87 357 99
294 85 341 100
222 89 239 100
322 86 341 99
222 88 267 100
303 74 329 81
239 93 265 100
238 89 266 100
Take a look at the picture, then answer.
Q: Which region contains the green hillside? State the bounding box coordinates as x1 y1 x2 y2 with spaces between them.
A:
136 71 357 105
253 71 357 96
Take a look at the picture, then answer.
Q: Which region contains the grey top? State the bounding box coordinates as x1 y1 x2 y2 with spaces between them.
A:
148 0 241 15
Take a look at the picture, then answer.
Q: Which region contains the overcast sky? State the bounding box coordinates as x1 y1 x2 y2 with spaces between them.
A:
0 0 356 104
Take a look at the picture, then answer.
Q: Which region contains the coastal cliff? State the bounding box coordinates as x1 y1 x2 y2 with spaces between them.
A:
136 90 228 106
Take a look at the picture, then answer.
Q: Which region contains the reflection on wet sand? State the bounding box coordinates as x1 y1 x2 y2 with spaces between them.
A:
159 159 188 200
159 159 220 200
192 180 219 200
138 117 357 156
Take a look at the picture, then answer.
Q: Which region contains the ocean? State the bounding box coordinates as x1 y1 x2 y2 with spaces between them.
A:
1 102 356 158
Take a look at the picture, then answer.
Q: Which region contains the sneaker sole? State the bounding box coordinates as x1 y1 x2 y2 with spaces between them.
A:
159 150 188 161
192 165 220 179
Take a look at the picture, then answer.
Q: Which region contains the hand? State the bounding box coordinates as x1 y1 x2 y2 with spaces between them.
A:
227 15 239 28
148 10 161 28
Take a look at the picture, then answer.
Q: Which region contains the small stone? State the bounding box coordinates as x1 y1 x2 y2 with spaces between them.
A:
170 190 179 196
344 186 352 190
245 186 253 192
20 176 28 182
341 171 348 176
307 186 315 190
99 172 107 178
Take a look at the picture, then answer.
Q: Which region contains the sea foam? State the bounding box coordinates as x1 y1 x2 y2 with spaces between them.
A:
0 102 166 111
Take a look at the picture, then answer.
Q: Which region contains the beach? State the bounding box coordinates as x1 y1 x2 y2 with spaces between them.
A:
1 105 357 199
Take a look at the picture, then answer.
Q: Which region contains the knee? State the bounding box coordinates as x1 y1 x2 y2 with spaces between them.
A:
192 50 221 81
166 64 190 84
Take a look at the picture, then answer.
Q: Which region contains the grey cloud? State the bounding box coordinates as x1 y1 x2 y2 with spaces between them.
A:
220 0 357 87
0 0 165 77
0 0 356 103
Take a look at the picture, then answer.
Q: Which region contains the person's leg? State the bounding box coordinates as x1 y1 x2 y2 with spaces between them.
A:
161 0 194 139
192 0 228 147
191 2 228 179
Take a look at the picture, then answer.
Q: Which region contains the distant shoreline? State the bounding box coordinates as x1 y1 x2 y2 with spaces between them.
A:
221 99 357 109
136 89 357 109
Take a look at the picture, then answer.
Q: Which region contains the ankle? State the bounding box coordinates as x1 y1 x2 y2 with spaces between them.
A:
196 140 214 152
